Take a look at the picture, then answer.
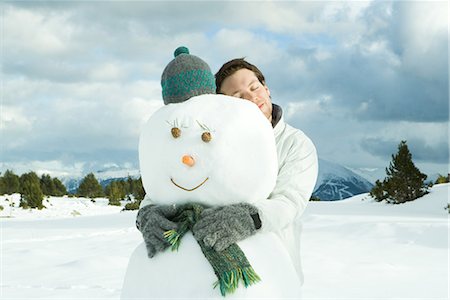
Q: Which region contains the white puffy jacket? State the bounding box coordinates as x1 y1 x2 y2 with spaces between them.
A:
256 106 318 285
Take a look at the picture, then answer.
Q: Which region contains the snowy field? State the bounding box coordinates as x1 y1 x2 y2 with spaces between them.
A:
1 184 448 299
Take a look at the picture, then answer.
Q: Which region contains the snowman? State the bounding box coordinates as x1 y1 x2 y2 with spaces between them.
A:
121 94 302 299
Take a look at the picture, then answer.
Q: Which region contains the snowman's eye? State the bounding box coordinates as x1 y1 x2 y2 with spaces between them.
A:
171 127 181 138
201 132 212 143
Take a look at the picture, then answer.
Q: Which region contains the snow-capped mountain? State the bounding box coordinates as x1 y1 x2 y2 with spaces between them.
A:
93 164 140 181
346 166 386 184
312 159 374 201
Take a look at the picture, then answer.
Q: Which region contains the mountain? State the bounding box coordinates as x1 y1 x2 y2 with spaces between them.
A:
346 166 385 184
312 159 374 201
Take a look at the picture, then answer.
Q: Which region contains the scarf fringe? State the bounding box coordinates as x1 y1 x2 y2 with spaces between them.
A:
214 267 261 296
164 229 181 251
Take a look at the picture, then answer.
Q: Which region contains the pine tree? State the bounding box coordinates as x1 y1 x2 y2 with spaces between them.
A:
122 177 145 211
40 174 56 196
52 177 68 196
370 140 428 204
435 174 449 184
0 177 4 195
77 173 104 198
370 179 388 202
132 177 145 201
0 169 20 195
126 176 135 195
19 172 45 209
106 181 125 206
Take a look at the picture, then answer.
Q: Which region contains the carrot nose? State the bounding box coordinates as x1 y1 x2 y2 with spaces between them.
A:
182 155 195 167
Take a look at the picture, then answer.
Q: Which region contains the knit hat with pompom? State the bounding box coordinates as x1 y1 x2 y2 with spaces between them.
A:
161 46 216 105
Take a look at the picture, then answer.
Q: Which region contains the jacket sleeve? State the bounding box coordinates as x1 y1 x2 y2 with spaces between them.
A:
254 131 318 232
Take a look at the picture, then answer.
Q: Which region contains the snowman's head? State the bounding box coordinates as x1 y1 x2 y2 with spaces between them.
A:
139 94 278 207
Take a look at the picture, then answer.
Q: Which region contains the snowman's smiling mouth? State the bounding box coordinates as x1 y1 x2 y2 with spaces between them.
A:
170 177 209 191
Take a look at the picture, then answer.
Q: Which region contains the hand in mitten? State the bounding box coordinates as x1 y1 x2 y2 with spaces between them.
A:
136 204 178 258
192 203 261 252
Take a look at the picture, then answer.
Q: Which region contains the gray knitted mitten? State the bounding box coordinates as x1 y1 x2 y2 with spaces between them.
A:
192 203 261 252
136 204 179 258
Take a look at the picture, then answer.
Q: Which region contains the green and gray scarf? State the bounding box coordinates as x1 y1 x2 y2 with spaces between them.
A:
163 203 261 296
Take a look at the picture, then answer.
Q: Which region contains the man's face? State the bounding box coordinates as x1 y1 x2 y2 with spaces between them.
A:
219 68 273 122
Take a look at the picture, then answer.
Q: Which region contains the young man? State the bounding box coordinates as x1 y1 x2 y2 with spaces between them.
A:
193 58 318 284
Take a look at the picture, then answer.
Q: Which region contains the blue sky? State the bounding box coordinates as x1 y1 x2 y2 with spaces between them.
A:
1 1 448 180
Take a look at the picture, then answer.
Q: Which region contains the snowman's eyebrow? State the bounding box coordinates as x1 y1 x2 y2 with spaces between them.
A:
166 119 188 128
196 120 212 132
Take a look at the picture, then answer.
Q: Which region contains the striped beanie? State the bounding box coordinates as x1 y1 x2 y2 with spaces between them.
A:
161 46 216 105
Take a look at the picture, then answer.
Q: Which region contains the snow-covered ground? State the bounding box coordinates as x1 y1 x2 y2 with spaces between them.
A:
1 184 448 299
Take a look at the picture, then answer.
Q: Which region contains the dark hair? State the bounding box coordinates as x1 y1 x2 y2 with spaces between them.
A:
214 58 266 94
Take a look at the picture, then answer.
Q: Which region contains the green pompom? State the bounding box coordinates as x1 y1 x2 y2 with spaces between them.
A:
174 46 189 57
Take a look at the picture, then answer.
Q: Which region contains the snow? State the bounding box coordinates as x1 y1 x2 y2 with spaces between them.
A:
1 183 448 299
301 183 449 299
0 195 125 219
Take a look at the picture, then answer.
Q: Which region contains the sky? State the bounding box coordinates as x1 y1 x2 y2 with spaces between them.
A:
1 0 448 180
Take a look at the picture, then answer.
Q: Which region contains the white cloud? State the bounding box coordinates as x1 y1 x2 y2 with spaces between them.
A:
371 121 449 149
211 28 282 65
398 2 448 80
1 1 447 177
88 63 124 82
4 5 76 56
0 105 33 133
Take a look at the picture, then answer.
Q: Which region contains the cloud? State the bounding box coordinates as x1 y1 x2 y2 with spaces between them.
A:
233 1 448 124
2 78 162 163
361 137 449 165
286 99 448 167
1 1 448 178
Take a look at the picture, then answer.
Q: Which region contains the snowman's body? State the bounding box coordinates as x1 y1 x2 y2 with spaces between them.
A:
121 95 302 299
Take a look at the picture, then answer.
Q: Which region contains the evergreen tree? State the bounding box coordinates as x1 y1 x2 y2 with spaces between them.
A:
106 181 126 205
123 200 141 210
369 179 388 202
0 173 5 195
77 173 104 198
40 174 56 196
0 169 20 195
435 174 449 184
370 140 428 204
122 177 145 211
19 172 45 209
53 177 68 196
126 176 135 195
132 177 145 201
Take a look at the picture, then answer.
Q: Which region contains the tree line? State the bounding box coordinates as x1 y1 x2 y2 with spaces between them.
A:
1 141 447 209
77 173 145 209
0 170 145 210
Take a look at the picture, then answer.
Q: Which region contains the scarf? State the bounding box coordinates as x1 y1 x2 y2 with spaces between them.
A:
163 203 261 296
